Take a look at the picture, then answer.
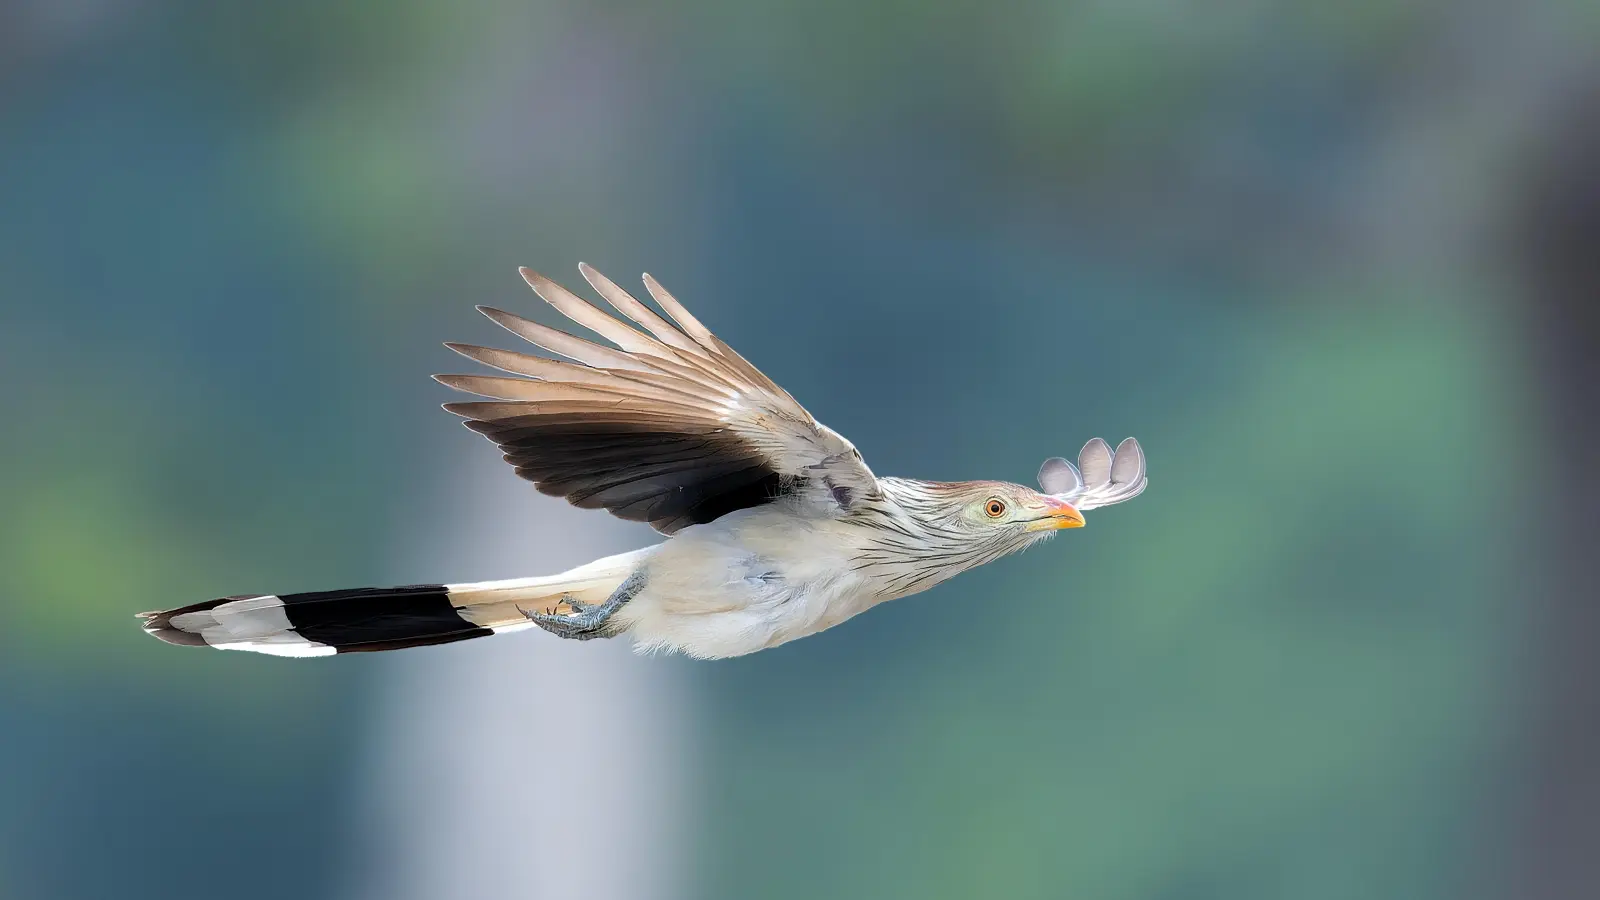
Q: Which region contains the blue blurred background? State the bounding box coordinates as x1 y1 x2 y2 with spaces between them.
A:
4 1 1598 898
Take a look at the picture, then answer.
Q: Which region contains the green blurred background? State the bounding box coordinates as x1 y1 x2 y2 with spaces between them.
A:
4 1 1598 898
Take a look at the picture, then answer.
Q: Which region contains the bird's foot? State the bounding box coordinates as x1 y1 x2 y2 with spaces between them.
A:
518 571 646 641
519 597 610 641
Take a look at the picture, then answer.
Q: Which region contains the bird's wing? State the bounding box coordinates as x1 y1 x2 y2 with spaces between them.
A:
1036 437 1148 511
436 265 879 534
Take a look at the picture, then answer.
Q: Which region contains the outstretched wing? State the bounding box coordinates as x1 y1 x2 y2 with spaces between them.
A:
437 265 879 534
1037 437 1147 511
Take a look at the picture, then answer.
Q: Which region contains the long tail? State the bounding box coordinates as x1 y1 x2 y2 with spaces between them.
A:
138 548 651 657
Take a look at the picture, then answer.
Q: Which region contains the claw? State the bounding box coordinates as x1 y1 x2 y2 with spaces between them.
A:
518 603 603 640
519 570 648 642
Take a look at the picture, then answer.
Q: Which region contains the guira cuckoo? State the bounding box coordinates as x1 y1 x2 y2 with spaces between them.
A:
140 265 1147 659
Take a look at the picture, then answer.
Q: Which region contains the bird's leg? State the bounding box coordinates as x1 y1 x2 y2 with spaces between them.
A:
519 570 646 641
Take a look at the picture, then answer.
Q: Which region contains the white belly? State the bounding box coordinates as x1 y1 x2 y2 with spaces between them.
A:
611 508 881 659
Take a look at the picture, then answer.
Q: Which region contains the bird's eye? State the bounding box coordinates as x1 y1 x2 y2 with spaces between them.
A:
984 498 1007 518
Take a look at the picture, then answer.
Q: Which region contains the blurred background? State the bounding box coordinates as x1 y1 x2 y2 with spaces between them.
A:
2 1 1597 898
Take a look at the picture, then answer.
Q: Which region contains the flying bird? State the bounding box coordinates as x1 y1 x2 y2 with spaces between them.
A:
139 265 1147 659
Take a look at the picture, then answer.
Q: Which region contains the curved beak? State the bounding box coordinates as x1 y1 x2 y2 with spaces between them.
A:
1027 497 1085 531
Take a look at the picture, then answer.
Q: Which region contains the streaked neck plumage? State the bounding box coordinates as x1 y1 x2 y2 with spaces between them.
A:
847 477 1050 600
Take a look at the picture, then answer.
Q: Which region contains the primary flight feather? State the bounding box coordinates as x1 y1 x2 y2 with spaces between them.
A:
140 265 1147 659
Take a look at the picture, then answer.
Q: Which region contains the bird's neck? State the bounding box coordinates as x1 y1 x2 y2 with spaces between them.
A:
850 478 1029 599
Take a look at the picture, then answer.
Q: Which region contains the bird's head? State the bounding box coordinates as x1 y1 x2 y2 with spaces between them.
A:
874 479 1087 561
944 481 1086 534
873 437 1146 568
864 478 1088 594
865 438 1146 595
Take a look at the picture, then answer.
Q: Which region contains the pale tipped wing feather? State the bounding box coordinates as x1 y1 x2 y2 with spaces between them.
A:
438 266 878 534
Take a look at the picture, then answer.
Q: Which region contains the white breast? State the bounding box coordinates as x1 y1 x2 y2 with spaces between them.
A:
612 507 883 659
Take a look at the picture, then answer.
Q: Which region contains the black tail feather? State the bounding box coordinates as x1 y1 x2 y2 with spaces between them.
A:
138 584 498 656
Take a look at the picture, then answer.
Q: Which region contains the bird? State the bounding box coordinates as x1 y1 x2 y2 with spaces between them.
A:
139 264 1147 659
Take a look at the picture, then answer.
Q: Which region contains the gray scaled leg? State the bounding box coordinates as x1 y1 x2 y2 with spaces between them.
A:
520 570 646 641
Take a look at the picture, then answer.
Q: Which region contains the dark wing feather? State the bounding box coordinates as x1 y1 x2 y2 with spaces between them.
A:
437 265 878 534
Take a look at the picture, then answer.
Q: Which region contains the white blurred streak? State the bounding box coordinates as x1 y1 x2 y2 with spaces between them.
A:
345 450 692 900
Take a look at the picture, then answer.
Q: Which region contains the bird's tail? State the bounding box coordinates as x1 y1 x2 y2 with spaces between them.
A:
138 548 650 657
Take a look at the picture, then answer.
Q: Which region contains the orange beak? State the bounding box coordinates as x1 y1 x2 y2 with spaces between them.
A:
1028 497 1085 531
